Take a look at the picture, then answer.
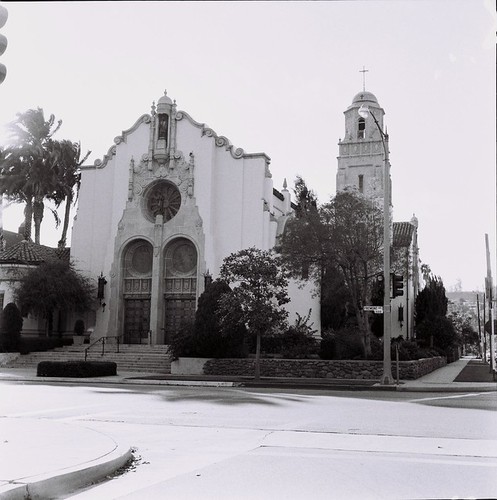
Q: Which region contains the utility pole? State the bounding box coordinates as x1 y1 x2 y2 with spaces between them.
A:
477 293 484 362
485 234 495 373
358 103 393 385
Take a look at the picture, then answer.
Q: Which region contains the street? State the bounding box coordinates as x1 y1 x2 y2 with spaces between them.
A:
1 380 496 499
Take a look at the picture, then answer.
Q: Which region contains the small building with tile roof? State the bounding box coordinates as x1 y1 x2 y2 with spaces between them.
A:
0 237 70 336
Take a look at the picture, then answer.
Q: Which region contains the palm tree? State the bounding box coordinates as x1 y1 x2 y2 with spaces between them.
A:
0 108 61 243
50 140 91 249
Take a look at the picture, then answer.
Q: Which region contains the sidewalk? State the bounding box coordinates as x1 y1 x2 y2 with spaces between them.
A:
0 357 495 499
0 357 495 392
0 418 131 499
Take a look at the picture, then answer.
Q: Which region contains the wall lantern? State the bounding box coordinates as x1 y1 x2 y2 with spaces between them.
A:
97 272 107 311
398 304 404 327
203 269 213 288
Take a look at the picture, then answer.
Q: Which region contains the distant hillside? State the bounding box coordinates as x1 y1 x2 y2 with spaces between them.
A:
447 291 481 303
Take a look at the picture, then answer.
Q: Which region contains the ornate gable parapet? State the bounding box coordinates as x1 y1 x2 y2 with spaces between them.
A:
89 144 116 170
114 114 152 146
176 110 271 165
84 114 152 170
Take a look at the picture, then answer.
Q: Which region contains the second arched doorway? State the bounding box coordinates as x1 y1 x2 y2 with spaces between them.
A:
163 238 198 343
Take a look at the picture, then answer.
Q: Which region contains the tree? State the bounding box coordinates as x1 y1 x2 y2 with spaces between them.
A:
218 247 290 380
415 275 457 353
192 280 246 358
0 303 23 352
14 258 95 335
293 174 318 219
0 108 62 243
415 275 448 325
279 186 383 358
50 140 91 249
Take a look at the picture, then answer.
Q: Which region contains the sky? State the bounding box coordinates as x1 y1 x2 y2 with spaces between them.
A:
0 0 495 292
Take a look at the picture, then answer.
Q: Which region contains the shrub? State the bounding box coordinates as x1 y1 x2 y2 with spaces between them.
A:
280 311 319 358
192 280 246 358
168 323 196 361
169 280 247 360
37 360 117 377
319 327 363 360
0 303 23 352
247 311 319 359
416 317 457 351
18 336 64 355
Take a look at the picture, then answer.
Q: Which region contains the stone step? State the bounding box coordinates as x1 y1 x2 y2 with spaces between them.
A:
7 343 172 374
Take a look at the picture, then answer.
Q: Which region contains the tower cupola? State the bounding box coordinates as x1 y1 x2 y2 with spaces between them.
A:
336 89 387 199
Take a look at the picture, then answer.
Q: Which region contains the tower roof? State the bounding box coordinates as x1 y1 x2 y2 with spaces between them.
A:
351 91 378 105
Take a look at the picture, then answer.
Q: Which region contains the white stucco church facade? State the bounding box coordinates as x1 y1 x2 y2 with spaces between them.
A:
70 91 319 344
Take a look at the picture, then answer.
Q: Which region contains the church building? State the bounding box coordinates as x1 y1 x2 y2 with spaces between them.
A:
336 89 420 340
70 91 319 345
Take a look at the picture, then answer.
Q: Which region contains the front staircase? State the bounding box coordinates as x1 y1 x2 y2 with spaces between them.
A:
6 344 172 374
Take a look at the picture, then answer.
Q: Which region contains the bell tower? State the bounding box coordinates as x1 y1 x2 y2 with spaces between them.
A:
336 90 387 200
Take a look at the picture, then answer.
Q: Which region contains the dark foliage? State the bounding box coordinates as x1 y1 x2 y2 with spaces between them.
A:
18 336 70 355
37 360 117 377
168 323 196 361
73 319 85 336
0 303 23 352
415 275 448 324
15 258 95 335
320 264 352 330
416 316 457 351
168 280 247 360
248 312 319 359
370 338 439 361
319 327 364 360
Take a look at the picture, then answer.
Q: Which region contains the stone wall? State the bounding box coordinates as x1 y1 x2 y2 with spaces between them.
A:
203 357 447 380
0 353 20 367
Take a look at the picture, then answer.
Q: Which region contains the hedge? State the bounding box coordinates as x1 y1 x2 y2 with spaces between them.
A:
19 337 74 354
37 360 117 378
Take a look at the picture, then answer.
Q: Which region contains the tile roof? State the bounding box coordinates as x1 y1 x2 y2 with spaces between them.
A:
0 239 69 265
393 221 415 248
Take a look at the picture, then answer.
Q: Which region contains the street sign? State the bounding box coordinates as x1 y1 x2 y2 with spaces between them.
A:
363 306 383 314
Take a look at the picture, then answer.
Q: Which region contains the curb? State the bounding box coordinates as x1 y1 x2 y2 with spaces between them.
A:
0 440 132 500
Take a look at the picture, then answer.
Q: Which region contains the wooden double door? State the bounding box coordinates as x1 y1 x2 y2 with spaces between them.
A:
124 298 151 344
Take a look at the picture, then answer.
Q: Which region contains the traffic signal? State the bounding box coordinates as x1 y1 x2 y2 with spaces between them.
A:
0 2 7 85
392 273 404 298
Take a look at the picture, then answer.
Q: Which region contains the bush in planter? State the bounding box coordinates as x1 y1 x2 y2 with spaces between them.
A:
319 326 364 360
37 360 117 377
253 311 319 359
19 337 64 355
168 323 196 361
73 319 85 336
0 303 23 352
169 280 247 360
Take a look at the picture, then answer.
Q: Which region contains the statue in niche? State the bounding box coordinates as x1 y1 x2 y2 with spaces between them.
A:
158 114 169 144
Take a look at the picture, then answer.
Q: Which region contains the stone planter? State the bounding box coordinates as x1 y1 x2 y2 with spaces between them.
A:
171 357 213 375
73 336 85 346
0 353 20 366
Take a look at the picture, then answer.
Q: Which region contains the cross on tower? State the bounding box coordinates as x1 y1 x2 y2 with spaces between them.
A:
359 66 369 91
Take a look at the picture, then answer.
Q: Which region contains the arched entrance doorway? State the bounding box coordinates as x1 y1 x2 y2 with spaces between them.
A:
163 238 197 343
122 240 153 344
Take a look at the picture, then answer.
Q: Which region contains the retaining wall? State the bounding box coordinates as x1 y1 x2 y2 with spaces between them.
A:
203 356 447 380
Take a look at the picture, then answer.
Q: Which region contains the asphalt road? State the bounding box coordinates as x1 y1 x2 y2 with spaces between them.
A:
2 380 496 499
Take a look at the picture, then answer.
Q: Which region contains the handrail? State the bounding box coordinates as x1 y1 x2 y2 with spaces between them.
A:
84 335 123 361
